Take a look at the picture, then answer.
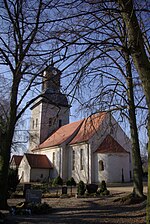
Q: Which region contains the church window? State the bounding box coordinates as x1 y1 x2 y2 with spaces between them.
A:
32 120 34 129
130 170 132 180
53 152 56 165
80 149 84 170
72 150 75 170
99 160 104 171
59 119 62 127
36 118 38 127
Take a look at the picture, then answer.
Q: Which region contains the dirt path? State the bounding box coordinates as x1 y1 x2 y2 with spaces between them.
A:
5 189 146 224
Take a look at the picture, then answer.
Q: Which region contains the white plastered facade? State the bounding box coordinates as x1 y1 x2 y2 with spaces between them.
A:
32 113 132 184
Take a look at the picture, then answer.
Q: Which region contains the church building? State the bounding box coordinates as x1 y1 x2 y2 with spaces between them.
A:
13 64 132 184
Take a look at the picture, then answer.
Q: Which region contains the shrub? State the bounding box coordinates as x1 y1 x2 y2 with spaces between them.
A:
77 180 86 196
97 180 110 196
52 175 63 186
101 189 110 195
27 202 52 214
52 175 63 196
100 180 107 192
10 202 52 215
66 177 76 196
66 177 76 187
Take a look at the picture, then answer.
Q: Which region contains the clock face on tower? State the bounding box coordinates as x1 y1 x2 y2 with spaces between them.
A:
52 69 57 76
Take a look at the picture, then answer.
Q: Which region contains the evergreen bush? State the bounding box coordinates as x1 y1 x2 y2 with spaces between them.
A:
66 177 76 187
52 175 63 196
97 180 110 196
66 177 76 196
52 175 63 186
77 180 86 196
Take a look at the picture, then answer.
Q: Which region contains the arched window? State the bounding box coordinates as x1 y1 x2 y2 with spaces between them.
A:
36 118 38 127
99 160 104 171
59 119 62 127
80 149 84 170
32 120 34 129
72 150 75 170
53 152 55 165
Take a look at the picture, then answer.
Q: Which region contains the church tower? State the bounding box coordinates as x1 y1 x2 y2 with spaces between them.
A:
28 64 70 151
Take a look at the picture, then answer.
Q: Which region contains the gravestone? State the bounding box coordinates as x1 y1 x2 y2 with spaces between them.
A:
62 186 67 195
25 189 42 204
86 184 98 194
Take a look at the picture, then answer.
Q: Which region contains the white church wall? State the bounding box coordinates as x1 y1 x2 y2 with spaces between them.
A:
18 156 31 183
93 153 109 183
88 113 132 182
29 100 42 150
93 153 130 183
67 145 72 178
29 112 132 184
107 153 130 182
30 168 50 182
107 115 132 176
68 143 89 183
61 145 68 181
29 99 69 152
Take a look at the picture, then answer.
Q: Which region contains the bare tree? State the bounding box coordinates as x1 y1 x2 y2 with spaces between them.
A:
58 0 150 219
0 1 149 219
53 0 148 199
114 1 150 222
56 0 150 221
0 0 73 209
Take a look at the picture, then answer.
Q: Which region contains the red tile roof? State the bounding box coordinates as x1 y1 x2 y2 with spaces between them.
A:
70 112 107 145
95 135 128 153
11 155 23 167
25 153 53 169
37 119 84 149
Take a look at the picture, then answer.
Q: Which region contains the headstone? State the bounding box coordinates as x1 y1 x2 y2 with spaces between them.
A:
62 186 67 195
25 189 42 204
86 184 98 194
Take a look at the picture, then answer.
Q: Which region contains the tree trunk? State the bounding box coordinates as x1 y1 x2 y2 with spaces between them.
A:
116 3 150 99
116 0 150 222
0 135 11 209
124 52 143 197
0 77 20 209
